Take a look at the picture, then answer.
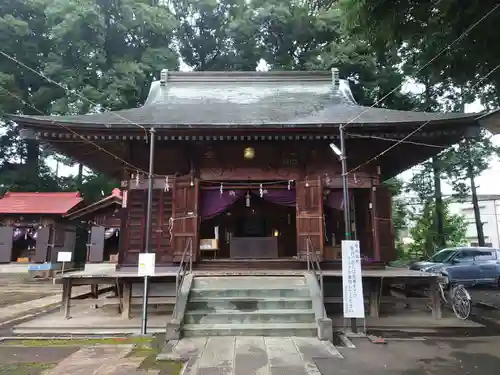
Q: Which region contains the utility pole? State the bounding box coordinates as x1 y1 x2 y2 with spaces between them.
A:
339 124 357 334
141 127 156 335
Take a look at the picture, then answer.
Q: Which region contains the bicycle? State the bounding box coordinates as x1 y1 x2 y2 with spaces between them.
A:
435 280 472 320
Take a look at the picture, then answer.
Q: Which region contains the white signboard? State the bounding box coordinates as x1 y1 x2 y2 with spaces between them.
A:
138 253 156 276
341 240 365 318
57 251 72 263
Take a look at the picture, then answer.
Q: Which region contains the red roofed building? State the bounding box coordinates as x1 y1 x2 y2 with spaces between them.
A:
0 192 85 264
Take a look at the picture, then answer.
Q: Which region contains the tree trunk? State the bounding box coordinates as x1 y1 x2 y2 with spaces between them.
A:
432 157 445 248
466 139 485 246
25 139 39 177
77 163 84 190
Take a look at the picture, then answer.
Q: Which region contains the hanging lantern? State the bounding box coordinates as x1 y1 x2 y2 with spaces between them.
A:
245 192 251 207
243 147 255 160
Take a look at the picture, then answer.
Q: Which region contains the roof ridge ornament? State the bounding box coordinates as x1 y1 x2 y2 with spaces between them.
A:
331 67 340 91
160 69 168 86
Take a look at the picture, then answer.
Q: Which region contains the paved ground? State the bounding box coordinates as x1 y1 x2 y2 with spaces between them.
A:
159 336 342 375
2 334 500 375
0 274 59 307
315 335 500 375
0 336 181 375
0 273 91 332
470 287 500 309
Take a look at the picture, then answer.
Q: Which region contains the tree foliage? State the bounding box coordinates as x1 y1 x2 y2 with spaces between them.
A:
0 0 178 201
340 0 500 109
441 129 500 199
408 200 467 258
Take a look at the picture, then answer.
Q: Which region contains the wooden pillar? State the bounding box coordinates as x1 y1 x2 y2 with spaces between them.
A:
91 284 99 299
61 278 72 319
370 184 381 261
369 278 381 318
121 281 132 319
430 277 443 319
117 175 129 266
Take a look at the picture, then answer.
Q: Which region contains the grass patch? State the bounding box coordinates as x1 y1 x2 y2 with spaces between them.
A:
6 336 153 347
127 334 185 375
0 362 56 375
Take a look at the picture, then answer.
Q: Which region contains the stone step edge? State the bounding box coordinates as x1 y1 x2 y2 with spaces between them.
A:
193 276 306 279
188 296 312 302
182 322 318 330
190 287 309 292
185 308 315 316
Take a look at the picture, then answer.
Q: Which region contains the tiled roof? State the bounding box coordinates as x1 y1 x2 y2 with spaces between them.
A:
64 188 122 219
9 71 480 129
0 192 83 215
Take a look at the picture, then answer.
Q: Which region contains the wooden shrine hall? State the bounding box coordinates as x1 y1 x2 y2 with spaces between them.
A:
11 70 485 271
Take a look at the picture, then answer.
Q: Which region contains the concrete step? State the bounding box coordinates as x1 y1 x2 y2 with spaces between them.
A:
192 276 306 289
184 309 316 324
189 287 310 299
187 297 313 311
182 322 317 337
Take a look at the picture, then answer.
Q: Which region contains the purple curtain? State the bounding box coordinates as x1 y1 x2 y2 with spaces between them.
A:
251 189 296 207
201 189 245 220
325 190 351 211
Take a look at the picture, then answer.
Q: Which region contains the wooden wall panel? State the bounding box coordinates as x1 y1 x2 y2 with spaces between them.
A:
296 176 324 260
171 177 199 263
122 189 146 264
121 186 174 265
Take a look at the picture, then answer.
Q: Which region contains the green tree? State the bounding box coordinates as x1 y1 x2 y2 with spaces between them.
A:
0 0 54 188
171 0 262 70
441 129 500 245
44 0 179 113
340 0 500 108
385 178 412 259
408 200 467 259
1 0 177 199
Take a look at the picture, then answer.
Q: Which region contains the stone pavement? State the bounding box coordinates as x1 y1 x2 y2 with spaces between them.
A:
41 345 146 375
0 286 88 325
158 336 343 375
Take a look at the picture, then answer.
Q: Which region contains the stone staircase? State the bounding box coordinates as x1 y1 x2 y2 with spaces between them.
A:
182 275 318 337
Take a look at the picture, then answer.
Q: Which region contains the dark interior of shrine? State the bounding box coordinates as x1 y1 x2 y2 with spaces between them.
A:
199 195 297 259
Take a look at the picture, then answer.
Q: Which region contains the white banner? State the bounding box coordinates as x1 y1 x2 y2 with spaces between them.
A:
341 240 365 318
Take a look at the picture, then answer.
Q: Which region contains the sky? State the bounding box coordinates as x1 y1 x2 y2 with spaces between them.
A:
46 58 500 195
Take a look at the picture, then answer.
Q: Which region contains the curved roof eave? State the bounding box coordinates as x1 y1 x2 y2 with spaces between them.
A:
7 71 483 130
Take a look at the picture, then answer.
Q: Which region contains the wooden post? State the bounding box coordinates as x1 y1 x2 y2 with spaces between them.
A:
370 185 381 262
91 284 99 299
61 278 72 319
122 282 132 319
369 278 381 318
430 277 442 319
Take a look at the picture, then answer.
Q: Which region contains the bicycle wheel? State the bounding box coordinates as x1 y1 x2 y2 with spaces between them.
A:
450 285 471 320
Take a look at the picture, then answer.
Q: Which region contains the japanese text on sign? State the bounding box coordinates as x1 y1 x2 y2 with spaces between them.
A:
341 240 365 318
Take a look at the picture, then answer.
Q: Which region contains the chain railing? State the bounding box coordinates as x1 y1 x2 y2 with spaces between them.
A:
306 237 324 317
173 237 193 319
